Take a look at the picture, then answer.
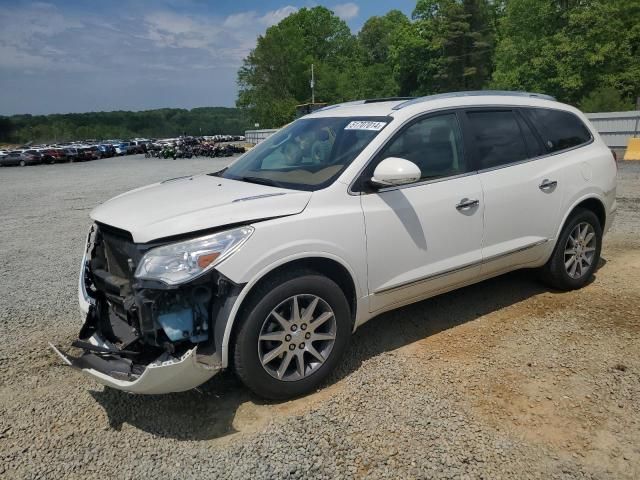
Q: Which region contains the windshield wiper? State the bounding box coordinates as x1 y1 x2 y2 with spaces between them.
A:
208 167 228 177
240 176 281 187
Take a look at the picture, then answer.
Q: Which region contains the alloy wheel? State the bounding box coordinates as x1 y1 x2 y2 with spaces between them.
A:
564 222 596 279
258 294 337 382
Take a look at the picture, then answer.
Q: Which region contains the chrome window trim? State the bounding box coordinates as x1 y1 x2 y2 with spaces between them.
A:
365 170 478 194
348 104 595 194
474 137 595 175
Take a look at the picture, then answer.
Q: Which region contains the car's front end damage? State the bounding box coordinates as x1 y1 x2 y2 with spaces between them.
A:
50 223 246 394
49 174 312 394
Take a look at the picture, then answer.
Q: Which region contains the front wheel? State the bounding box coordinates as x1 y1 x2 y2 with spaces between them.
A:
540 208 602 291
233 271 351 399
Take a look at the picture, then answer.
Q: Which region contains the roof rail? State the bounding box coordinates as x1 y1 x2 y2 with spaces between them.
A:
314 97 415 113
314 100 365 113
363 97 416 104
392 90 557 110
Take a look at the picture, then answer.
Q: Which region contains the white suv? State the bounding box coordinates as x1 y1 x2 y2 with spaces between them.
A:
51 91 617 399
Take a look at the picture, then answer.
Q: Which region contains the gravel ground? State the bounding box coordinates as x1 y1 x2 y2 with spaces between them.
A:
1 156 639 479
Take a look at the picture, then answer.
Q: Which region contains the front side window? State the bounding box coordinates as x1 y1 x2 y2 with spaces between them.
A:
220 116 389 191
374 113 466 180
523 108 592 152
466 110 528 169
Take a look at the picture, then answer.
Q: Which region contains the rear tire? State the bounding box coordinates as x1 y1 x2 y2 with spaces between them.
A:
539 208 602 291
233 270 351 399
19 160 25 167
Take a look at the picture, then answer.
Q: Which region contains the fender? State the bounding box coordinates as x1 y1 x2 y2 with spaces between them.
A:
218 251 364 368
551 191 607 253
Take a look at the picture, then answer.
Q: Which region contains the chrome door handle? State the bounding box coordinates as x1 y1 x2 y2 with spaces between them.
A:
539 179 558 190
456 198 479 210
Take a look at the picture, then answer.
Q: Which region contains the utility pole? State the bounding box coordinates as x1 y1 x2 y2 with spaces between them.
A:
310 63 315 104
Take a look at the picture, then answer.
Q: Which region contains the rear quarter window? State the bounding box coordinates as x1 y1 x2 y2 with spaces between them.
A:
524 108 592 153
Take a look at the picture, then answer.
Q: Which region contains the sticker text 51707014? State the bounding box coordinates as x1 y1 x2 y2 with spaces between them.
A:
344 121 387 131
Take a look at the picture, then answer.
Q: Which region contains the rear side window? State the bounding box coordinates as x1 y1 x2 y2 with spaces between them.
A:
524 108 592 152
465 110 528 169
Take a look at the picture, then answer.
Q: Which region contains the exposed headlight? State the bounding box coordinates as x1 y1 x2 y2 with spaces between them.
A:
135 226 254 285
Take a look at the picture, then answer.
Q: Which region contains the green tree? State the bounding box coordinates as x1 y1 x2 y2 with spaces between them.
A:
492 0 640 105
419 0 494 91
0 108 249 144
356 10 411 98
389 0 496 96
579 86 635 113
236 7 358 127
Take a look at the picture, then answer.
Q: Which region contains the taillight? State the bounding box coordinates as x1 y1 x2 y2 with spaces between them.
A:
611 149 618 172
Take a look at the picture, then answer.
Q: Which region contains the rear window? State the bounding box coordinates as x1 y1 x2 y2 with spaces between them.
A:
523 108 591 153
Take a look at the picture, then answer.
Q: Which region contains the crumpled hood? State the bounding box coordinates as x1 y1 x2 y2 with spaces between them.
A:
90 174 312 243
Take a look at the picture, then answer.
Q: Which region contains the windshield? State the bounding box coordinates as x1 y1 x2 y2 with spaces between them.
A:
219 116 390 191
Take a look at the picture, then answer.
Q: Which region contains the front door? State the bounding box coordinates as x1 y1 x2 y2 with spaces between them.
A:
359 112 485 312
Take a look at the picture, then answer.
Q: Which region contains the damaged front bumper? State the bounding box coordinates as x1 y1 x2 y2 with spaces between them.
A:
49 336 219 394
52 224 242 394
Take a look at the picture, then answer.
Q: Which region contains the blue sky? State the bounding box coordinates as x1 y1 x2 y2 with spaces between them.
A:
0 1 417 115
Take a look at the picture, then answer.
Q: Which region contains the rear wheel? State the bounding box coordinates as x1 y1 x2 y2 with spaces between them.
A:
19 160 25 167
233 270 351 399
540 208 602 290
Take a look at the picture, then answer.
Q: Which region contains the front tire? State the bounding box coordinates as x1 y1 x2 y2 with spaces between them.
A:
233 270 351 399
540 208 602 291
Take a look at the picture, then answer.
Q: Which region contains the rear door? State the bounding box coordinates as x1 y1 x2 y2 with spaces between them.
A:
462 108 565 274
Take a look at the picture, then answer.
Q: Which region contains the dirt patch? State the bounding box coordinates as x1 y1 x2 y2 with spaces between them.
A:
392 242 640 478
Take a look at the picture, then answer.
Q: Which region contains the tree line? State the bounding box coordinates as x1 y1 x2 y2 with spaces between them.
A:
237 0 640 127
0 107 249 145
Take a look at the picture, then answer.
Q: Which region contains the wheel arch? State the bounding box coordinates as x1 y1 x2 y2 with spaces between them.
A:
558 196 606 236
552 195 606 254
219 254 359 368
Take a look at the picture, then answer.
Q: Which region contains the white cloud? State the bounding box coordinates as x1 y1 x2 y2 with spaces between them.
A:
332 2 360 20
142 6 298 67
0 4 300 74
261 6 298 26
0 3 298 113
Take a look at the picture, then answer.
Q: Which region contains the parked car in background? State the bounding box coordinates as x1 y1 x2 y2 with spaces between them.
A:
62 147 79 162
89 146 101 160
98 144 116 158
130 139 151 154
0 150 40 166
0 149 8 159
76 147 94 162
41 148 67 164
22 149 43 164
126 142 138 155
114 142 130 156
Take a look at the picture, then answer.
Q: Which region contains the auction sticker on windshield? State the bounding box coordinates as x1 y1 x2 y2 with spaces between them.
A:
344 121 387 131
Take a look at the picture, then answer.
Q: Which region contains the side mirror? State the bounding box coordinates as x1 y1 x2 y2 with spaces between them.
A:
370 157 421 188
